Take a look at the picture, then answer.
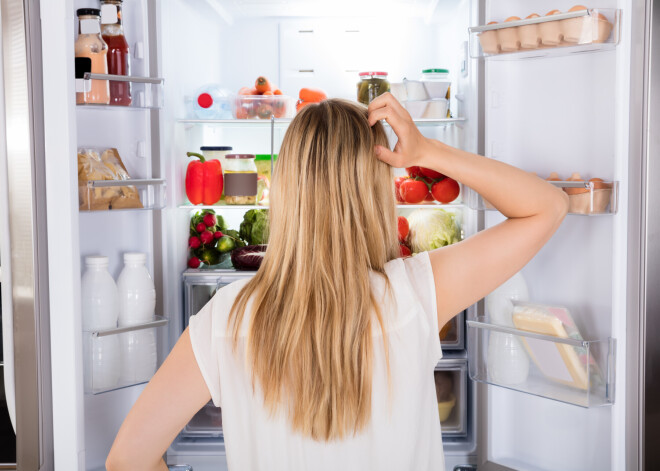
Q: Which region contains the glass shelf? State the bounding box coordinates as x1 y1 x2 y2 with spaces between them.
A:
467 316 615 408
83 316 168 395
465 180 618 216
79 178 166 212
177 117 465 128
469 8 620 60
179 202 465 211
75 73 164 109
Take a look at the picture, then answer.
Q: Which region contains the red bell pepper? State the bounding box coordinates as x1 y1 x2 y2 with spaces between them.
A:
185 152 223 205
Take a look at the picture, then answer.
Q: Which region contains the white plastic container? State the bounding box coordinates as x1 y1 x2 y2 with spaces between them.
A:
84 335 120 392
81 255 118 331
117 252 156 326
405 100 428 119
420 68 451 100
403 79 429 101
119 329 157 384
422 99 449 119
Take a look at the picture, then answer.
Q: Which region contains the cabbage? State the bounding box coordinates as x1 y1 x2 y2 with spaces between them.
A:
407 209 460 253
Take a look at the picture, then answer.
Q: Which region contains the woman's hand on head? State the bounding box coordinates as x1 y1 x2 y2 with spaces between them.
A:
367 93 431 168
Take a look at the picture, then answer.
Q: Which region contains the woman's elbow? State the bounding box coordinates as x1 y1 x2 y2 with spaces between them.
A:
550 186 570 224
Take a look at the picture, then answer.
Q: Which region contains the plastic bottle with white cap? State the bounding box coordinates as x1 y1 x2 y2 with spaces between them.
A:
117 252 156 326
81 255 120 391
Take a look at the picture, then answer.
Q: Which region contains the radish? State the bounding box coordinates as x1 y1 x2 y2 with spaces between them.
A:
195 222 207 233
189 236 201 249
188 257 201 269
203 213 217 227
200 230 214 245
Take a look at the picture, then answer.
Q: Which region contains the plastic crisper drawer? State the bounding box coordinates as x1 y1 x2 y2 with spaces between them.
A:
182 401 223 438
435 360 468 437
440 311 464 350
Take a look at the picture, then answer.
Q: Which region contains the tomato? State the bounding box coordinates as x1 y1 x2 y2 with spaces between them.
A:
419 167 444 179
400 179 428 204
424 190 434 202
399 244 412 258
394 176 409 202
398 216 409 242
431 178 460 203
406 166 423 178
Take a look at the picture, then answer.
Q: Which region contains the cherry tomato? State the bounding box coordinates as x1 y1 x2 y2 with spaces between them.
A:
431 178 460 203
406 166 423 178
424 190 434 202
419 167 444 179
399 244 412 257
394 176 409 202
400 179 428 204
398 216 409 242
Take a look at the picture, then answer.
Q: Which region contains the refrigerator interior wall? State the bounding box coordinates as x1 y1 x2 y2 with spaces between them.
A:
479 0 627 469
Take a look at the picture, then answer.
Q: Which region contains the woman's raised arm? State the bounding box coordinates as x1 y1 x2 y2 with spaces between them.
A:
368 93 568 329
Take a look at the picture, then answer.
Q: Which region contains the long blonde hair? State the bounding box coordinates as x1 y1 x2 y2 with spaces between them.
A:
229 99 399 441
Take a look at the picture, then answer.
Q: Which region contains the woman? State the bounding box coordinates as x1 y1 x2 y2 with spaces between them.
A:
106 94 568 470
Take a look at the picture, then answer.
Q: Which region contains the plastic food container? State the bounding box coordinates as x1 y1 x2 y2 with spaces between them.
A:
438 394 456 422
357 71 390 105
422 99 448 119
389 82 407 102
420 69 451 100
404 100 428 119
233 95 294 119
223 154 257 205
403 79 428 101
255 154 275 183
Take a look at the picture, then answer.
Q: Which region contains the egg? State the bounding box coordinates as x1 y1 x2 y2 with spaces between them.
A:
565 172 589 195
546 9 562 15
505 16 522 22
546 172 562 181
526 13 540 19
568 5 588 11
589 177 610 189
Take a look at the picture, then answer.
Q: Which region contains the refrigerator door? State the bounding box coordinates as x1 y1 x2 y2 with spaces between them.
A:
473 0 634 470
0 0 54 468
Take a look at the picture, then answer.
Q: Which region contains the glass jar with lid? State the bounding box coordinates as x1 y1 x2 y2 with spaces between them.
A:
75 8 109 105
223 154 258 205
357 71 390 105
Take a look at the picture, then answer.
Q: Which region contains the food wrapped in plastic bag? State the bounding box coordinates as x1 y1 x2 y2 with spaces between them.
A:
78 147 143 211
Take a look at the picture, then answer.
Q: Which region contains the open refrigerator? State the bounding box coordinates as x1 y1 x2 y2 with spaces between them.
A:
0 0 653 469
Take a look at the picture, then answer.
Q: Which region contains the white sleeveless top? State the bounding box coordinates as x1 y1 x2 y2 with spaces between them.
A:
189 251 445 470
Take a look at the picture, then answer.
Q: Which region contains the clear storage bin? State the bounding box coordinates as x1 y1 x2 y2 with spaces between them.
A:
232 95 294 119
467 315 615 407
440 311 464 350
435 360 468 437
79 178 166 211
76 73 164 109
465 180 618 215
469 8 621 59
83 316 168 394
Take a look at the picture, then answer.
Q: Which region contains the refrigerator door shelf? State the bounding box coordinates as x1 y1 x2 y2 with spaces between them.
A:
469 9 621 59
76 73 164 109
83 316 168 395
465 181 619 216
467 317 615 408
79 178 166 212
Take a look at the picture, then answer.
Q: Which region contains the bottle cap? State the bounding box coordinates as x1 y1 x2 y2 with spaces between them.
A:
200 146 233 151
85 255 109 267
124 252 146 263
77 8 101 16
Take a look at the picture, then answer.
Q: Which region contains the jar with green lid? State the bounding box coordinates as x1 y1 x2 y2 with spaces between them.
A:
421 68 451 117
223 154 257 205
254 154 277 182
357 71 390 105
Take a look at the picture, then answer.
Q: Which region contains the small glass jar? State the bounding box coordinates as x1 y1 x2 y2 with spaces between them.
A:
223 154 258 205
201 146 233 199
357 71 390 105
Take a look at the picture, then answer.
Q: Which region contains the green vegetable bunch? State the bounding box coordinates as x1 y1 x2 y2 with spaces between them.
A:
239 209 270 246
187 209 245 268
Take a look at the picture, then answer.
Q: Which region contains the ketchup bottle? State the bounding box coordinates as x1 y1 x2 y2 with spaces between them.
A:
101 0 132 106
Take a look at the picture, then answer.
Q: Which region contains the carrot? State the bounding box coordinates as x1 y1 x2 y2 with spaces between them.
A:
299 88 327 103
296 100 313 113
255 76 272 94
273 89 283 95
239 86 259 96
263 91 274 96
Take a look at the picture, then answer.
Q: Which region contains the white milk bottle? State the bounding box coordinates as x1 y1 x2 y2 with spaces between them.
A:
117 252 156 326
485 272 530 385
81 255 120 391
119 329 157 384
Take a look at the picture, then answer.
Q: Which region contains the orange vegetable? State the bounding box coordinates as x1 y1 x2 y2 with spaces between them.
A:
273 89 283 95
255 76 272 94
299 88 327 103
263 91 274 96
589 177 610 190
239 87 258 96
296 100 313 113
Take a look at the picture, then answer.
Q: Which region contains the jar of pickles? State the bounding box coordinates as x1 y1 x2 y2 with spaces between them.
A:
357 71 390 105
223 154 258 205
